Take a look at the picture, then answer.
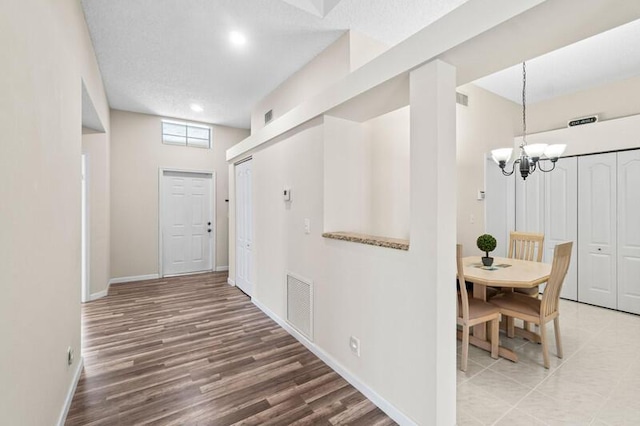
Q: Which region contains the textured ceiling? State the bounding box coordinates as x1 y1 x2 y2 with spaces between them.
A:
82 0 468 129
474 18 640 106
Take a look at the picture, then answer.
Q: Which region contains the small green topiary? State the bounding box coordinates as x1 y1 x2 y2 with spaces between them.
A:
476 234 497 258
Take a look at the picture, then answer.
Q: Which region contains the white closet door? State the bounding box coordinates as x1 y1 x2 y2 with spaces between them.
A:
544 157 578 300
578 153 617 309
235 160 253 296
617 149 640 315
515 168 545 234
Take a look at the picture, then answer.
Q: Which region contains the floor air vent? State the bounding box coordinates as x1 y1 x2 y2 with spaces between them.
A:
286 273 313 341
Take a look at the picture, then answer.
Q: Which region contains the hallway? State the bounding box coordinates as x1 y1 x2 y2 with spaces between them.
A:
66 273 394 425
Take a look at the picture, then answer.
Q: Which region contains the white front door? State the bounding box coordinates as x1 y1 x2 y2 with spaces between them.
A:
162 171 213 276
578 153 617 309
544 157 578 300
235 159 253 296
617 149 640 315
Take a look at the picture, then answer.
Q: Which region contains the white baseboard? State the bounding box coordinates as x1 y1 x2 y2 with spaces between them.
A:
227 277 235 286
215 265 229 272
88 288 108 301
57 356 84 426
109 274 159 285
251 299 416 426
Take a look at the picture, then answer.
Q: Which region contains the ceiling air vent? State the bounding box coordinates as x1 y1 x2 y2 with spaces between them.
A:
264 109 273 124
456 92 469 106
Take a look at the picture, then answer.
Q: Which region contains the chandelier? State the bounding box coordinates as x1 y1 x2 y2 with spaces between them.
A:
491 62 566 180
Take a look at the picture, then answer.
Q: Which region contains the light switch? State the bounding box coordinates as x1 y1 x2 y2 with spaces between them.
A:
304 218 311 234
283 188 291 201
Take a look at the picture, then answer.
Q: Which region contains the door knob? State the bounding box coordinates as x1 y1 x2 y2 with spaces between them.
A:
208 229 212 233
208 221 211 226
598 247 602 251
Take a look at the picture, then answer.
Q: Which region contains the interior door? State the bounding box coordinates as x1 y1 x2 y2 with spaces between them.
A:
617 149 640 315
544 157 578 300
162 171 213 276
235 159 253 296
578 153 617 309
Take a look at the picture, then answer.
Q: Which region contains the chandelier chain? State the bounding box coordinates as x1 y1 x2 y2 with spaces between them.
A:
522 61 527 145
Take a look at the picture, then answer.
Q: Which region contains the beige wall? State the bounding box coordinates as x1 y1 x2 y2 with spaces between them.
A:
231 61 458 425
527 74 640 134
0 0 110 424
250 31 388 134
82 132 111 297
456 84 520 256
365 106 410 239
110 110 248 279
323 108 410 240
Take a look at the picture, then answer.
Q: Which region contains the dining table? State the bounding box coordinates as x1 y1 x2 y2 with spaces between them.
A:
461 256 552 362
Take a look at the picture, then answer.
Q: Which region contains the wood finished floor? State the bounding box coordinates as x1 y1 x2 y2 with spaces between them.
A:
66 272 395 426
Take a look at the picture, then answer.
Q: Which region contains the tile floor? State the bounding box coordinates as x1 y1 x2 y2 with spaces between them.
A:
457 299 640 425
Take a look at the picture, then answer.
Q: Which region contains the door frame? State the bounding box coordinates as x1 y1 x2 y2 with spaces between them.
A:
158 167 216 278
81 154 90 303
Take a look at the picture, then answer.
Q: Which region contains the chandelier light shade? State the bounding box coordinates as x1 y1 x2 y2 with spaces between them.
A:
492 62 567 180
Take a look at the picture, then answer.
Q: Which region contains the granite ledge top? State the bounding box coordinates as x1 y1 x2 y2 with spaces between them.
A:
322 231 409 251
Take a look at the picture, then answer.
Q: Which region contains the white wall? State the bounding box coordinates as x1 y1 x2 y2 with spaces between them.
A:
110 110 248 279
0 0 110 424
456 84 520 256
82 132 111 297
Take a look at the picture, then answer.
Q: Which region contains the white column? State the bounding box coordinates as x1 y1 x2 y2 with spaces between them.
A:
410 59 457 425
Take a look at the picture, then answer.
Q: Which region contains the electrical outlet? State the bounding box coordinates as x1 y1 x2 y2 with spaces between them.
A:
67 347 74 366
349 336 360 357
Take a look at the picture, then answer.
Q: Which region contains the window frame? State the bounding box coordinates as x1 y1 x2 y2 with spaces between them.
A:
161 119 212 149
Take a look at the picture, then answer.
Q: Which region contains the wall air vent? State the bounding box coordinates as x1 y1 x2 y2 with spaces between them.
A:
264 109 273 124
286 272 313 341
456 92 469 106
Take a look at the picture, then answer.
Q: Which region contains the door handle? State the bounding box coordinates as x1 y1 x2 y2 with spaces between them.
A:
208 221 211 226
208 229 212 233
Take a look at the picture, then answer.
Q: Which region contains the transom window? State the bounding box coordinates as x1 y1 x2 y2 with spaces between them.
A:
162 120 211 149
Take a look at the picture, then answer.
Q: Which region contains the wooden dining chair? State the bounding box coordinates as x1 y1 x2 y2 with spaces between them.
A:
490 242 572 368
508 231 545 297
505 231 545 332
456 244 500 371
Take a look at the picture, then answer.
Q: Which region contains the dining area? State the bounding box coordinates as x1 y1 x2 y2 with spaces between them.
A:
456 231 572 371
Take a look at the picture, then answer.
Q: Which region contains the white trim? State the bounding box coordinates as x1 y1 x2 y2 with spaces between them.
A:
227 277 235 286
215 265 229 272
159 168 216 278
88 288 108 301
252 298 417 426
81 154 90 303
109 274 159 285
57 357 84 426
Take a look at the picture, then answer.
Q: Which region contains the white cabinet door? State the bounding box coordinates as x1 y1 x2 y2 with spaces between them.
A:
578 153 617 309
235 160 253 296
515 168 545 234
617 149 640 315
544 157 578 300
162 171 213 276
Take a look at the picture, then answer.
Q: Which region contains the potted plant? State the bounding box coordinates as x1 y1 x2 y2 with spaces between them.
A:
476 234 497 267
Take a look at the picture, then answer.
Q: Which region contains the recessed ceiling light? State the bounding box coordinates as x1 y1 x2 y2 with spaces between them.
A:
229 31 247 46
190 104 204 112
